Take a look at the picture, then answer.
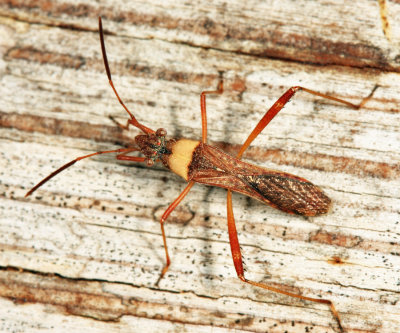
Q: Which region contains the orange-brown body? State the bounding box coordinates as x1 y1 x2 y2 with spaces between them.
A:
136 132 331 217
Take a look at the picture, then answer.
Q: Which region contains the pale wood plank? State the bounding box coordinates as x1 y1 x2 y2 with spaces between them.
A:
0 1 399 332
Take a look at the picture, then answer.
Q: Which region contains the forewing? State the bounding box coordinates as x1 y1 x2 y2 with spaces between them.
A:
242 173 331 216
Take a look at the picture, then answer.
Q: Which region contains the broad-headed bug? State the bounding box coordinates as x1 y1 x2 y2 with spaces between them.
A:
26 17 373 332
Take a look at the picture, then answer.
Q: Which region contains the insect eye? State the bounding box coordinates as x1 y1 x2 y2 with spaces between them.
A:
156 128 167 137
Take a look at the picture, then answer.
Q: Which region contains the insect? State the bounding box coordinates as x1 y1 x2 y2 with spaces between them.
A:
26 17 371 332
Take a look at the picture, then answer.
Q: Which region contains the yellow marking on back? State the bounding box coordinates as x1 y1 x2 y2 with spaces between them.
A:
168 139 200 180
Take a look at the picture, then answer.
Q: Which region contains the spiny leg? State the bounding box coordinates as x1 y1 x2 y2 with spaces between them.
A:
155 180 195 286
25 148 140 197
98 17 154 135
200 73 224 143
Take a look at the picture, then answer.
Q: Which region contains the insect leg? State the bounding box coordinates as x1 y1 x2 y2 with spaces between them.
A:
200 74 224 143
98 17 154 135
226 190 344 331
155 180 195 285
236 86 369 159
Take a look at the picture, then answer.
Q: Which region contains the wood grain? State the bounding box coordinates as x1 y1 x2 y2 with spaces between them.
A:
0 1 399 332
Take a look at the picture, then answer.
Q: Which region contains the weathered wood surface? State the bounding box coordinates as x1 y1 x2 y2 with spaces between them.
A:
0 1 399 332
